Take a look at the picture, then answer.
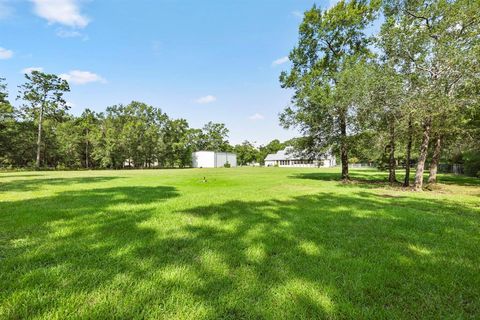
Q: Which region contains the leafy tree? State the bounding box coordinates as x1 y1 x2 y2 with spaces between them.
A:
17 71 70 167
234 141 259 165
198 121 230 152
78 109 99 168
0 77 15 166
280 1 380 180
56 116 83 168
382 0 480 189
162 118 192 167
359 62 405 183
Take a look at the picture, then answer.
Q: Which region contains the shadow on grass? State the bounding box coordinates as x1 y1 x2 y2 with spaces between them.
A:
437 174 480 186
289 170 396 189
0 173 45 178
292 170 480 188
0 176 122 192
1 185 479 318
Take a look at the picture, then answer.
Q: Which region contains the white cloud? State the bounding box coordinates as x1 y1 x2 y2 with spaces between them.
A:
59 70 106 85
291 11 302 18
0 0 14 20
22 66 44 74
31 0 89 28
0 47 13 59
56 28 88 40
249 113 265 121
272 56 288 66
66 101 75 107
195 95 217 104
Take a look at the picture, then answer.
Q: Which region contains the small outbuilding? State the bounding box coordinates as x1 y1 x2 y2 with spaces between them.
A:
192 151 237 168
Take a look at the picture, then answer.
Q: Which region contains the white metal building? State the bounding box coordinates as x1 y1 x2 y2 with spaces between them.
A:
192 151 237 168
264 148 336 168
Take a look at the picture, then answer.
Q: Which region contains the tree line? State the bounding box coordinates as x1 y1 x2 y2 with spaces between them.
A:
0 71 292 169
0 71 239 169
280 0 479 189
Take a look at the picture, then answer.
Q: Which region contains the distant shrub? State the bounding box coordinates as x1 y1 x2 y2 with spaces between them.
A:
463 151 480 177
224 162 231 168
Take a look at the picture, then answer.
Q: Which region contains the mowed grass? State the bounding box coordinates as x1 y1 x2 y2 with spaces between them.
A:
0 167 479 319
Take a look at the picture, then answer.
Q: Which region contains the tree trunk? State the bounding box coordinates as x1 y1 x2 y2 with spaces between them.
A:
427 135 442 184
339 111 349 180
35 106 44 168
388 120 396 183
85 129 89 169
403 116 413 187
414 118 432 190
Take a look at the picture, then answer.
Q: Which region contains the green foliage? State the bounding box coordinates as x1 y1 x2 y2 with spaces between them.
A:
234 141 259 165
0 77 15 165
17 71 70 121
17 71 70 167
463 151 480 177
196 121 230 152
1 87 234 168
280 1 380 179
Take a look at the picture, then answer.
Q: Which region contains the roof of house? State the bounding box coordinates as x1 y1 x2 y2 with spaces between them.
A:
264 148 297 161
264 147 334 161
193 151 236 155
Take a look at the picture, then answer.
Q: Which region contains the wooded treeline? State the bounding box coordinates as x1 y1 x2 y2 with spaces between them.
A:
0 72 293 169
0 72 236 169
280 0 480 188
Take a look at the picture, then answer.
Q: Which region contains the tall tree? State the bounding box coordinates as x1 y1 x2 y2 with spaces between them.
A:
17 71 70 168
78 109 98 168
361 63 405 183
234 141 259 166
56 116 83 168
382 0 480 189
198 121 230 152
162 118 192 167
279 1 380 180
0 77 16 166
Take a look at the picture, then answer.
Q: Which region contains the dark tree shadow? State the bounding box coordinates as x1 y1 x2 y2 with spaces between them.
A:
1 185 479 318
0 173 44 178
0 176 122 192
436 174 480 186
292 170 480 188
290 171 396 189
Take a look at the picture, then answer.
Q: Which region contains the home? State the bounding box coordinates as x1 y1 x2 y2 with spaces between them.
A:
264 147 336 168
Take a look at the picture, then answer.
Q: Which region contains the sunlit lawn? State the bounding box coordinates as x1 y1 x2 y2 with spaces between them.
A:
1 167 479 319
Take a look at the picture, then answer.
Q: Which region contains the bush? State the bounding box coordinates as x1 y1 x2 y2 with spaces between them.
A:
463 151 480 177
224 162 231 168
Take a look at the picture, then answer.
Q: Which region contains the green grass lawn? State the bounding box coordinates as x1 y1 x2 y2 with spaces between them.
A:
1 167 479 319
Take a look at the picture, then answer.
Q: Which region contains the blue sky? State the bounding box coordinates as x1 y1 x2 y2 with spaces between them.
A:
0 0 338 145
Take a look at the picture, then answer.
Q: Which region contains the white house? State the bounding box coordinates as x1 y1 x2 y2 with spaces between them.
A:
264 148 336 168
192 151 237 168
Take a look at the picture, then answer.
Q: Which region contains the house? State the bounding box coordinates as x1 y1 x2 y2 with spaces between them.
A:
192 151 237 168
264 147 336 168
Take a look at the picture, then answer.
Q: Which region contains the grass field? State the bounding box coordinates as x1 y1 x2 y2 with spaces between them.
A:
1 167 479 319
